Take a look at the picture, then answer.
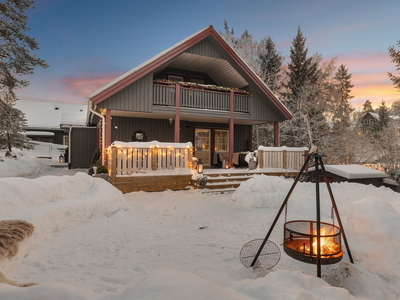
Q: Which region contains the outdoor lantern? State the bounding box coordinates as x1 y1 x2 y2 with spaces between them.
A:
225 161 229 169
197 159 203 174
59 154 64 163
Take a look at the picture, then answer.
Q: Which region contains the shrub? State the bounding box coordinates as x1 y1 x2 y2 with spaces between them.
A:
96 165 109 174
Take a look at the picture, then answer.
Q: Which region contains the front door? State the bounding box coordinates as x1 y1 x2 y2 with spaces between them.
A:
195 129 210 165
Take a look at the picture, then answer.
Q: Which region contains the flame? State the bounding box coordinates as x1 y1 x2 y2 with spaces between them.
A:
299 227 340 256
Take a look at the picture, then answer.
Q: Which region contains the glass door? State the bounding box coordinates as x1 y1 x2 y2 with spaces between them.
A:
195 129 211 165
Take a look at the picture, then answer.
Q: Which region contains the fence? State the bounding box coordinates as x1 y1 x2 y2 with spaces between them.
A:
108 141 193 180
257 146 308 170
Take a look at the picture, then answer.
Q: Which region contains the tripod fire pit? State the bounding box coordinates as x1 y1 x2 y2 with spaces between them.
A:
240 152 354 277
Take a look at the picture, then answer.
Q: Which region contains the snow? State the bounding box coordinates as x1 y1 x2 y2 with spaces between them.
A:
111 140 192 149
24 131 55 136
14 98 87 129
60 113 87 126
1 169 400 299
258 145 308 152
309 164 387 179
0 151 50 178
24 141 67 160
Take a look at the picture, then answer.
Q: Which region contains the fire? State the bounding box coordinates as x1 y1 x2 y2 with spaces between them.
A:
299 227 340 256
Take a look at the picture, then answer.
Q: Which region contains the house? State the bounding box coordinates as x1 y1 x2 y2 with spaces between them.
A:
14 98 97 168
87 26 291 168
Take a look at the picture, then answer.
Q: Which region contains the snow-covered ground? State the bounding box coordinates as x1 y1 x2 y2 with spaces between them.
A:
0 160 400 299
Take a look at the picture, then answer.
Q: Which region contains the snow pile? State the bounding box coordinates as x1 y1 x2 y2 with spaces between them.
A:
0 173 128 273
232 175 293 208
231 270 355 300
0 151 50 178
24 141 67 160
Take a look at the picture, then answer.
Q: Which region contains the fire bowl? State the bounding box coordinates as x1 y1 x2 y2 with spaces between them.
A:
283 220 343 265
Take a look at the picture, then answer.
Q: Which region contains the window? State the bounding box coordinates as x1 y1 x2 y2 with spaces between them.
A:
215 130 229 151
168 75 184 82
63 135 69 146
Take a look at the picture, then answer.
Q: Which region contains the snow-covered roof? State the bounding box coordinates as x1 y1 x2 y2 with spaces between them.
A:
24 131 55 136
111 140 192 149
258 146 308 152
60 113 87 127
14 98 87 129
309 164 387 180
369 112 380 120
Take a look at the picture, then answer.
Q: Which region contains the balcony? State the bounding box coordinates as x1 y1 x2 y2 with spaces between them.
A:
153 80 250 113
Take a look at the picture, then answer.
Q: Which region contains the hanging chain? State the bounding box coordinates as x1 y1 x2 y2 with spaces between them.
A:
331 206 335 226
285 202 288 223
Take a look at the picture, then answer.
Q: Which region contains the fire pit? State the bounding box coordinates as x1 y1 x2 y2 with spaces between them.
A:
284 220 343 265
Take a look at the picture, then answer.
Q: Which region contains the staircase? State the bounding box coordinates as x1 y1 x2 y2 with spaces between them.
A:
192 172 254 194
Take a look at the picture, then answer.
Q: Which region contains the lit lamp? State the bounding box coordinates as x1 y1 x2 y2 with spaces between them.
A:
59 154 64 163
197 159 203 174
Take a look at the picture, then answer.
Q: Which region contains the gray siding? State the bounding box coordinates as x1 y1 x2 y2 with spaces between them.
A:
185 37 225 59
70 128 97 169
251 90 282 122
97 73 153 112
110 117 251 153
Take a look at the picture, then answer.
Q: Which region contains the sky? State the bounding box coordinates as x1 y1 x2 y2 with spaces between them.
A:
16 0 400 109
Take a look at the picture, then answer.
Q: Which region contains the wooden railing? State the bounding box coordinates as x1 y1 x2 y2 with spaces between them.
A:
153 81 250 113
108 141 193 180
257 146 308 170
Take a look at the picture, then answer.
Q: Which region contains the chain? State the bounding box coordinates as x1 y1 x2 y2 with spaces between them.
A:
285 202 288 223
331 206 335 227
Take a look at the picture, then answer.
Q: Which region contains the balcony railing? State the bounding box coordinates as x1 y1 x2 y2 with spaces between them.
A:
153 81 250 113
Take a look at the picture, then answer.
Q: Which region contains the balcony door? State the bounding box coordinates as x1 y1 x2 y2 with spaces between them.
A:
195 129 211 165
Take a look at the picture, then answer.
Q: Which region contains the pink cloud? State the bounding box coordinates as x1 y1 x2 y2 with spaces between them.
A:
59 73 122 98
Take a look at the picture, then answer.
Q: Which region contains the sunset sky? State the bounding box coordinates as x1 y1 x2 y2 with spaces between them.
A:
17 0 400 109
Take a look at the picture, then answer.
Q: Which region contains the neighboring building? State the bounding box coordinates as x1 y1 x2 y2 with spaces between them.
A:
14 98 97 168
15 98 87 145
88 25 292 168
361 111 380 129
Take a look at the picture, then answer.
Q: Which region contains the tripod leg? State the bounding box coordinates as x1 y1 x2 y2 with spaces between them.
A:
250 156 311 267
319 158 354 264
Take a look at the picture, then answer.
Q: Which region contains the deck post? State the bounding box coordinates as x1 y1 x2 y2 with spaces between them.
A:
274 122 279 147
229 90 234 167
258 149 263 168
105 109 112 165
283 149 287 169
110 146 117 183
175 83 180 143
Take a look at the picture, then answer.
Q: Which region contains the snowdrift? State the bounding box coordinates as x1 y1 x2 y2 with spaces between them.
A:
0 151 49 178
0 173 128 273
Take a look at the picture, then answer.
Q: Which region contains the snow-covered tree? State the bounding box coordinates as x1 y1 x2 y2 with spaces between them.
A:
0 99 30 152
377 100 391 129
332 64 354 131
219 20 237 49
258 37 284 94
390 100 400 116
388 40 400 91
362 100 374 113
0 0 47 151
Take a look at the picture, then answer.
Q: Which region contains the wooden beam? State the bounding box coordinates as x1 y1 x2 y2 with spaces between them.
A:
229 90 234 167
175 83 180 143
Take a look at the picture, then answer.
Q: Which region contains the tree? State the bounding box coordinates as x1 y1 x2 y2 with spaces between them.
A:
0 99 30 152
257 36 284 94
377 99 390 129
388 40 400 91
332 64 354 131
219 20 236 49
362 100 374 113
0 0 47 151
390 100 400 116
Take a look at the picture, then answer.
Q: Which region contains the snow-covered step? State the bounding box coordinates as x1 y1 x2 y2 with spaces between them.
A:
199 188 236 194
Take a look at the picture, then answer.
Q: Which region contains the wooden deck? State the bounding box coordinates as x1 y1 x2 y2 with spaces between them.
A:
110 169 299 193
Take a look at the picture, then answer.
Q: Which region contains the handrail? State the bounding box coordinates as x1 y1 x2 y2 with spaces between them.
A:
257 146 309 170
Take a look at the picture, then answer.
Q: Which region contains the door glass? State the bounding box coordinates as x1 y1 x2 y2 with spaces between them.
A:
195 130 210 151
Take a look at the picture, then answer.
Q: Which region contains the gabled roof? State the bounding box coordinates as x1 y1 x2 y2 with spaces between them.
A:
90 25 291 120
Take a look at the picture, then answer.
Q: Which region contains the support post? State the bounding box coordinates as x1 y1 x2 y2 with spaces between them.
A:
319 157 354 264
110 146 117 183
315 156 321 278
175 83 180 143
274 122 279 147
105 109 112 165
229 90 234 167
250 156 311 267
258 149 263 168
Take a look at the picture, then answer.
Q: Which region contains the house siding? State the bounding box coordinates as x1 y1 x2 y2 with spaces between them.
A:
111 116 251 152
70 128 97 168
251 90 282 122
185 37 225 59
97 73 153 112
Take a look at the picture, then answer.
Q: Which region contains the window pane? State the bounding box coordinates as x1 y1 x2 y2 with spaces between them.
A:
215 130 228 151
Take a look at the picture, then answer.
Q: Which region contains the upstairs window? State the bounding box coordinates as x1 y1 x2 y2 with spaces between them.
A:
168 75 184 82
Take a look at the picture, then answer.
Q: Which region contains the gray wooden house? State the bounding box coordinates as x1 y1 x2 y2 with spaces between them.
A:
88 25 292 167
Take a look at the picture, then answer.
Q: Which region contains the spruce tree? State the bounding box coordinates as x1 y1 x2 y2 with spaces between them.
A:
377 100 390 129
332 64 354 131
388 40 400 91
362 100 374 113
258 36 284 93
0 0 47 151
0 99 30 152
